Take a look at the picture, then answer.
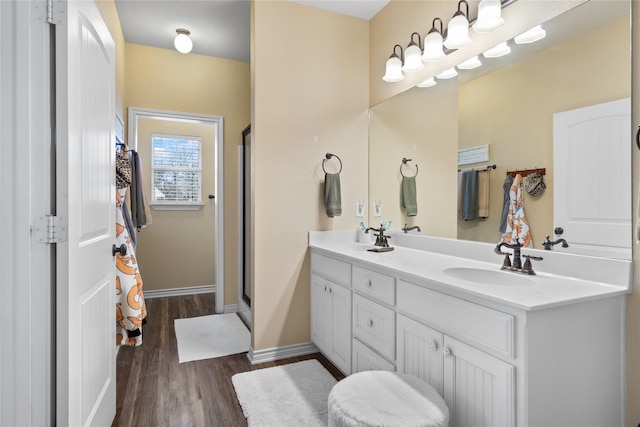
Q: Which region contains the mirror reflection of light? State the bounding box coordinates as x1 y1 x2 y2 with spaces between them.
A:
483 41 511 58
436 67 458 79
514 25 546 44
417 77 437 88
457 56 482 70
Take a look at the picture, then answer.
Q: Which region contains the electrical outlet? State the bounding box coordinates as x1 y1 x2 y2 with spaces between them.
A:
355 200 364 217
373 200 382 217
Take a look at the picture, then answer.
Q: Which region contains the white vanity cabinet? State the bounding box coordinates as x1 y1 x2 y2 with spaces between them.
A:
351 265 397 372
396 281 515 426
310 254 352 375
309 240 625 427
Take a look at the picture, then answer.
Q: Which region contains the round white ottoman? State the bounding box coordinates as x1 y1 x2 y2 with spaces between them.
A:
327 371 449 427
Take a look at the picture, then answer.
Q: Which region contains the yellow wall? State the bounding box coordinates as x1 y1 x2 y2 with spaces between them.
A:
124 43 250 304
252 1 369 350
369 80 458 237
458 17 630 246
95 0 126 117
134 119 217 291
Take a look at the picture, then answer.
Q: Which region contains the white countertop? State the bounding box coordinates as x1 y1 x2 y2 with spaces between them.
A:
309 230 632 311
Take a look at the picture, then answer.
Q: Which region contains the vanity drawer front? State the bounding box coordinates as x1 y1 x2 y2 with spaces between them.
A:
397 281 514 359
352 266 395 305
311 253 351 286
352 338 395 373
353 294 395 362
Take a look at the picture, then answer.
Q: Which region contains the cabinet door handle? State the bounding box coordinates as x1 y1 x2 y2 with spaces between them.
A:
428 340 437 351
367 279 372 287
369 319 374 328
442 347 452 358
324 285 327 292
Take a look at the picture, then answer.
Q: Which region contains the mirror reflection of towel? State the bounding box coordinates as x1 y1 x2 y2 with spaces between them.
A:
461 170 478 221
401 176 417 217
502 174 533 247
477 170 490 218
324 173 342 217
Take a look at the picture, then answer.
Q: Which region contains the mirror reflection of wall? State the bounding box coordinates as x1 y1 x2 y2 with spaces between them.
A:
368 0 631 258
458 11 631 247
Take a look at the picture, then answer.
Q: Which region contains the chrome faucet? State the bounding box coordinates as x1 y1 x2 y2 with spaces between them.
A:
543 236 569 250
365 226 390 247
402 224 421 233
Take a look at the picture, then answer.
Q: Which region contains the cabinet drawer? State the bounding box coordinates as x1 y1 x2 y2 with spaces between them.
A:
353 294 395 361
352 266 395 305
353 339 395 373
311 253 351 287
397 280 514 358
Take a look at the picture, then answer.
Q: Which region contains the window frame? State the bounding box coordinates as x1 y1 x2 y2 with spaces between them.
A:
149 133 204 210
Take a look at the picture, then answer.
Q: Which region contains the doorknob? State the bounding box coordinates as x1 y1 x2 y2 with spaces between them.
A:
112 244 127 256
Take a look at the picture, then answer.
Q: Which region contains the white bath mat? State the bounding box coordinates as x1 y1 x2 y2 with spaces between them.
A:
174 313 250 363
232 359 337 427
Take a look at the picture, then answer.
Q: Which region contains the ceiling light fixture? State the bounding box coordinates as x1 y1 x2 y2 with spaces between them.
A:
457 55 482 70
382 44 405 82
422 18 446 62
483 41 511 58
174 28 193 54
444 0 471 50
402 32 424 72
473 0 504 32
514 25 546 44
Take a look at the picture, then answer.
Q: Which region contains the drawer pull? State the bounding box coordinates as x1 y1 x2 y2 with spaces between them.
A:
428 340 437 351
442 347 452 358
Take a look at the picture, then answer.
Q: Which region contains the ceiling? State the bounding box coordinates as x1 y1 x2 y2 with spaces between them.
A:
114 0 390 63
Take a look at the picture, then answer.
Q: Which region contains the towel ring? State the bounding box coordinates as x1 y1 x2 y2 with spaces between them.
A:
322 153 342 174
400 157 418 177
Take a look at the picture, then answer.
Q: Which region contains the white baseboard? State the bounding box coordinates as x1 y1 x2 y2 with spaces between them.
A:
223 304 239 313
247 342 319 365
143 284 215 299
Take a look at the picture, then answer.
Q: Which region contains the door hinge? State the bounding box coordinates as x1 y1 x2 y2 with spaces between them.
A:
34 215 67 244
40 0 64 25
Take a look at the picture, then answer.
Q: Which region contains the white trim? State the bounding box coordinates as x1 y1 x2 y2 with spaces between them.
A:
143 285 215 299
150 203 203 211
1 2 53 426
127 107 225 314
247 342 319 365
223 304 239 314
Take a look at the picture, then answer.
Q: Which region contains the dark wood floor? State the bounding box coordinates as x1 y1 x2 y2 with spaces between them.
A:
112 293 343 426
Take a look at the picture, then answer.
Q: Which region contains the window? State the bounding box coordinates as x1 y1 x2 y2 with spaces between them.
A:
151 134 202 209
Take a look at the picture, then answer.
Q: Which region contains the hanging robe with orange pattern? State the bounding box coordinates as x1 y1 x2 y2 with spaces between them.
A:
115 188 147 346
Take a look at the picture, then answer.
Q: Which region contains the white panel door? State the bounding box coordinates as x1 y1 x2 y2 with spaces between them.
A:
396 315 444 396
55 1 116 426
310 274 331 354
329 282 352 375
553 98 631 258
443 336 515 427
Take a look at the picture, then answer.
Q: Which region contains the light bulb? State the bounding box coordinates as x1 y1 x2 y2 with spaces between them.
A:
174 29 192 54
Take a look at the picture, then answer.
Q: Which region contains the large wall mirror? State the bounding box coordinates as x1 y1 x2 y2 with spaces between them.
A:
369 0 632 259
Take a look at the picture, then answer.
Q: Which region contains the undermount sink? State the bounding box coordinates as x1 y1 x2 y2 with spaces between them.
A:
443 267 535 287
